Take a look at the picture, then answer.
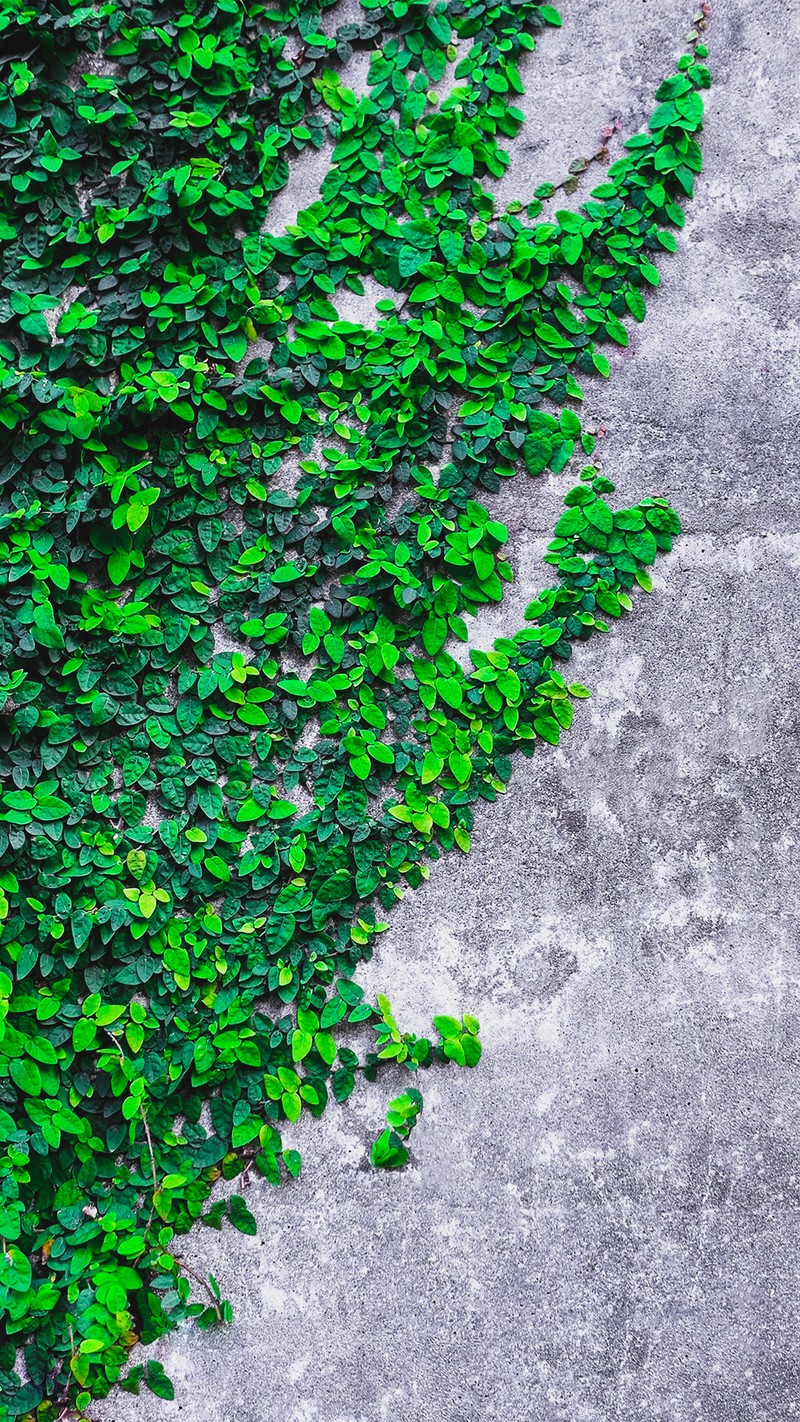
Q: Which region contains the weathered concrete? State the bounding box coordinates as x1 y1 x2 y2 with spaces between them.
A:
98 1 800 1418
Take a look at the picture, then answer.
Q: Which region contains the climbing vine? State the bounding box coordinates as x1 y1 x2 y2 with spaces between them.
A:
0 0 709 1412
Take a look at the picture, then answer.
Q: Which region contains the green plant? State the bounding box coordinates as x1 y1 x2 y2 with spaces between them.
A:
0 0 710 1412
371 1086 424 1168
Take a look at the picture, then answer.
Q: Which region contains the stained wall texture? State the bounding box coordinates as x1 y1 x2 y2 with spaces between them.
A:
97 0 800 1418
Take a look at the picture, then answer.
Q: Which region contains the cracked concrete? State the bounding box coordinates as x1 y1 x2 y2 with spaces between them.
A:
97 0 800 1418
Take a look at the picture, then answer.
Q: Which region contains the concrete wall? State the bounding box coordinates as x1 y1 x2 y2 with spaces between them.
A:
98 1 800 1417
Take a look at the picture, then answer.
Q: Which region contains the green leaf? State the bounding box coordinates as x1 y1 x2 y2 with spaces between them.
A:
73 1018 97 1052
10 1057 42 1096
291 1029 312 1062
204 855 231 882
236 796 268 822
523 434 552 475
433 1015 461 1038
436 677 463 710
145 1362 175 1401
31 603 64 649
222 330 247 362
626 528 658 563
108 548 130 585
0 1245 32 1292
370 1127 410 1170
533 716 561 745
228 1196 257 1235
283 1148 302 1177
267 799 296 820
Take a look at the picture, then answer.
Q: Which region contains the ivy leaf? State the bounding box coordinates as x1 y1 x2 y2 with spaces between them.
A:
10 1057 42 1095
145 1362 175 1401
627 528 658 563
370 1127 410 1170
436 677 463 710
267 799 296 820
204 856 231 881
222 330 247 361
31 603 64 649
228 1196 257 1236
533 716 561 745
236 797 267 822
0 1245 32 1292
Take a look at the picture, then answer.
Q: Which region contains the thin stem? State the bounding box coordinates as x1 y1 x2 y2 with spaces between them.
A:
99 1027 158 1240
139 1102 158 1200
175 1257 223 1323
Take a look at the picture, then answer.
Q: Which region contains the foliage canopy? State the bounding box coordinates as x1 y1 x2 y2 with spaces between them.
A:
0 0 708 1411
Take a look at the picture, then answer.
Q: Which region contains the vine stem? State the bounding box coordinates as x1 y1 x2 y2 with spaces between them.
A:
99 1027 158 1238
138 1103 159 1244
550 139 616 197
138 1101 158 1201
174 1257 223 1323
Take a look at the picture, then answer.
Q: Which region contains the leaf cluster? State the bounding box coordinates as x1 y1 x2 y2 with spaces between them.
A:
0 0 708 1411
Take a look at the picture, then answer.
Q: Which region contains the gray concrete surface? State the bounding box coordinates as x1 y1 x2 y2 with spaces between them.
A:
98 1 800 1418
